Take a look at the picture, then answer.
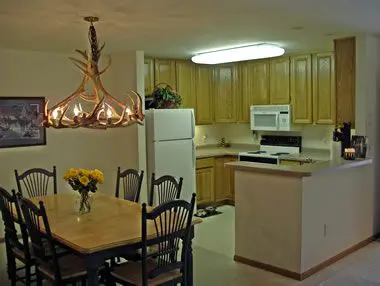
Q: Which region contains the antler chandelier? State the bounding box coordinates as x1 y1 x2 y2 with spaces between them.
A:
43 16 144 129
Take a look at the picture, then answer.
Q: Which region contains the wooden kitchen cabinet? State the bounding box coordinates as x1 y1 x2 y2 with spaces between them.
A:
195 66 214 124
154 59 176 88
196 158 215 205
291 55 313 124
270 57 290 104
144 58 154 95
334 37 356 126
214 65 237 123
214 156 237 203
313 53 336 125
176 60 196 110
237 60 270 122
279 159 302 166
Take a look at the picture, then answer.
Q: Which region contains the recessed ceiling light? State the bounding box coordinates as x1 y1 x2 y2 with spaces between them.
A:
191 44 285 65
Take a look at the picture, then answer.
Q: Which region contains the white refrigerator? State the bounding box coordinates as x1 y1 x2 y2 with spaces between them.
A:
145 109 196 205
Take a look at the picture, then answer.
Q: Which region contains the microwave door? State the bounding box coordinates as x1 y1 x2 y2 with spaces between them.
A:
252 112 279 131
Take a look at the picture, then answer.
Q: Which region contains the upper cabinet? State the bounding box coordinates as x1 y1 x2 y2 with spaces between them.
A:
290 55 313 124
270 57 290 104
334 37 356 126
312 53 336 125
195 66 214 124
154 59 176 88
214 65 237 123
144 58 154 95
237 60 269 123
250 60 270 105
175 61 196 110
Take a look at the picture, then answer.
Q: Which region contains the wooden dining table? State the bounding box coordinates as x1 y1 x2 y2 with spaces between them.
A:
28 192 201 285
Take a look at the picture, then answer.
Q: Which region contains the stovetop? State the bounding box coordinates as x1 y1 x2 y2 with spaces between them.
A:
246 151 291 156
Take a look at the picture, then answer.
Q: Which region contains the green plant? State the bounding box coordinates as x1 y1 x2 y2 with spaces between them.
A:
152 84 182 109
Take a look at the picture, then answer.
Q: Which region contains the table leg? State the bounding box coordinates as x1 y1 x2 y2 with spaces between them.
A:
85 256 100 286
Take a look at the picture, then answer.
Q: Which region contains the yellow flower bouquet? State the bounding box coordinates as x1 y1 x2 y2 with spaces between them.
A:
63 168 104 213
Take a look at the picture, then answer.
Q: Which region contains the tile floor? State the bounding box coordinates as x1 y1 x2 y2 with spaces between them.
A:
1 205 380 285
193 205 380 286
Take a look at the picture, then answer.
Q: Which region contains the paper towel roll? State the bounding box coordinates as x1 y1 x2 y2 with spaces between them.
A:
330 141 341 161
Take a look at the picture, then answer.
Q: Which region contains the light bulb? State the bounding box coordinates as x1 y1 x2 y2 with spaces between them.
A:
126 107 132 115
106 108 112 119
52 109 59 119
73 105 80 116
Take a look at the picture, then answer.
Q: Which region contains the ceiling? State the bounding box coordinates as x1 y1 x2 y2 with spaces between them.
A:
1 0 380 59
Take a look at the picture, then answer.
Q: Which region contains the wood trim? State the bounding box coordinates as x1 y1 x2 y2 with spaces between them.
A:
235 233 380 281
234 255 301 280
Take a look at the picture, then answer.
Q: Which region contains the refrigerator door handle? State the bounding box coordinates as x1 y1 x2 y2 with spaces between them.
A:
191 110 195 139
192 141 195 168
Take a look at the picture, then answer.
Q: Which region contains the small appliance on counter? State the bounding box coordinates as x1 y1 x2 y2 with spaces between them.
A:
238 135 302 165
332 122 352 158
351 135 368 158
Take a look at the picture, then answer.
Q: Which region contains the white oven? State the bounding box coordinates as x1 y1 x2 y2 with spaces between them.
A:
250 105 291 131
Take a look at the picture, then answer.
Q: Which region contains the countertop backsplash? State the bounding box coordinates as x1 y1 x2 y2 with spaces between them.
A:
195 123 335 150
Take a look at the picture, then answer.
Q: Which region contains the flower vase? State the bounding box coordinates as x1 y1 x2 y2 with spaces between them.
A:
79 191 92 214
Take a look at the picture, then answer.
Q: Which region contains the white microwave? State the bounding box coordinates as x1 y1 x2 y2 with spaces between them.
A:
250 105 291 131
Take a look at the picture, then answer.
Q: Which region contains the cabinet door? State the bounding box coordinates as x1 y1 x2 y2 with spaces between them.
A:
279 160 302 166
195 66 214 124
214 65 237 123
144 58 154 95
334 37 356 126
270 57 290 104
251 60 270 105
225 156 237 201
291 55 312 124
176 61 196 109
214 158 230 202
196 167 214 205
154 59 176 87
237 61 269 123
236 63 251 123
313 53 336 125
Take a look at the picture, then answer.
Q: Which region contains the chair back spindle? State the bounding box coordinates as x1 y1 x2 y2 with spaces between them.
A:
115 168 144 203
19 197 62 281
15 166 57 197
141 193 196 285
149 173 183 206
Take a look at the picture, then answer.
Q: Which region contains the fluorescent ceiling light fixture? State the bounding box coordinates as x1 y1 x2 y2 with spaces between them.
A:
191 44 285 65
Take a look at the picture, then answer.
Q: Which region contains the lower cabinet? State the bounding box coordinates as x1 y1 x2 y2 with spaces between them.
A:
196 156 237 206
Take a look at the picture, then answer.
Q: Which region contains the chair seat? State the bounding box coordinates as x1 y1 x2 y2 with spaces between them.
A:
39 254 87 280
111 259 182 286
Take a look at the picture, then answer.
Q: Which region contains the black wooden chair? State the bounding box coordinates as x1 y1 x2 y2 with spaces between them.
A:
19 197 90 285
108 193 196 286
15 166 57 197
148 173 183 206
0 187 35 285
115 167 144 203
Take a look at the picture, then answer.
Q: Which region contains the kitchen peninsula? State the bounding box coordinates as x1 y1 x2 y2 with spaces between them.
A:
226 158 375 280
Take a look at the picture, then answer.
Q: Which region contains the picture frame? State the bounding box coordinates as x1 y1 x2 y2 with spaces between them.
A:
0 97 46 148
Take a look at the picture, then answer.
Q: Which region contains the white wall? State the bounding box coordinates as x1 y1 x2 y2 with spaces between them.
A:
0 49 144 199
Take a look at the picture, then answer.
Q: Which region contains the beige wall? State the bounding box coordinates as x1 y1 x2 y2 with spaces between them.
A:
195 123 334 149
0 49 144 199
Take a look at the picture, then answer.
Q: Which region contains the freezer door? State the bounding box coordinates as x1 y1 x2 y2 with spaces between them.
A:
147 109 195 141
151 139 196 204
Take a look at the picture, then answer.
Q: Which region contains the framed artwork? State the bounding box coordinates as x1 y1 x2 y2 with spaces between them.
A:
0 97 46 148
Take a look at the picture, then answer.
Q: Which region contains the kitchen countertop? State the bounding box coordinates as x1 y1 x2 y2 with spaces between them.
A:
225 158 373 177
196 145 330 161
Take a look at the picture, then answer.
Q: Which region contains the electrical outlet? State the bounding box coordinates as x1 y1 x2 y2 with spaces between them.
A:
202 135 207 142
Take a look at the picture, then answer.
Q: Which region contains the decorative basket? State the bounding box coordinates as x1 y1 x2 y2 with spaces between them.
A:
149 83 182 109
